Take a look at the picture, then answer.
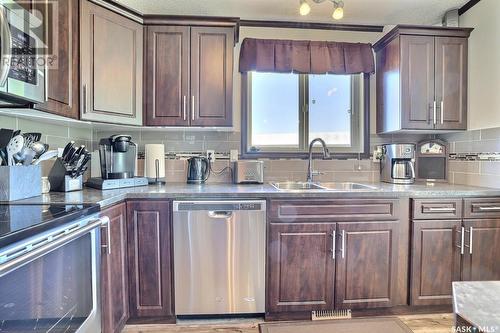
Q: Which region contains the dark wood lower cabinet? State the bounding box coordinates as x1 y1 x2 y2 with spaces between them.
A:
410 220 462 306
462 219 500 281
100 203 129 333
267 223 336 313
127 200 175 321
335 221 400 309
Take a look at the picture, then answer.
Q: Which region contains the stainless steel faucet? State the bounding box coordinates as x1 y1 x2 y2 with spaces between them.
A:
307 138 331 183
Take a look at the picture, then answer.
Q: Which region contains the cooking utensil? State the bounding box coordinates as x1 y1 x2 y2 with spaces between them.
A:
6 135 24 166
21 149 36 166
30 141 47 158
23 132 42 142
0 128 14 149
33 150 59 165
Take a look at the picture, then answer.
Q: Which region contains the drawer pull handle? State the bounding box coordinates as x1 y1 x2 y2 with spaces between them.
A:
477 206 500 211
427 207 456 212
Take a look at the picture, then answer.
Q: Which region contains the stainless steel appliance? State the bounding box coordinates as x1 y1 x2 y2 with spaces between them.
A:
233 160 264 184
87 135 148 190
186 156 209 184
173 200 266 315
380 143 416 184
0 1 45 105
0 205 108 333
416 139 448 182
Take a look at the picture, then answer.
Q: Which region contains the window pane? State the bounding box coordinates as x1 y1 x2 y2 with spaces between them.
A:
250 72 299 147
308 75 351 146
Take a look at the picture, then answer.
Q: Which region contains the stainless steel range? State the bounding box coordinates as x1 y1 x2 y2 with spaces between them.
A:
0 204 107 333
173 200 266 315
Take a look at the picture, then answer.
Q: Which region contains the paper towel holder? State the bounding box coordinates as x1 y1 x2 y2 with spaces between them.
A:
150 159 166 185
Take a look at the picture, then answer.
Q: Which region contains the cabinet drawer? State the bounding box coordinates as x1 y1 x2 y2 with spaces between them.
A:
269 199 399 222
412 199 462 220
464 198 500 219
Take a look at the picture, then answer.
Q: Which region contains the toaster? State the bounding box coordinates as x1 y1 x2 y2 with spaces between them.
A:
233 160 264 184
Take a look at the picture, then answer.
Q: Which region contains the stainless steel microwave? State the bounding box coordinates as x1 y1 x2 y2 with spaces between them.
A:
0 0 45 105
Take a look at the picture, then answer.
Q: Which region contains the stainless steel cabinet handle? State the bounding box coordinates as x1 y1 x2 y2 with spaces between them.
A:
341 230 346 259
82 84 87 114
183 95 187 121
478 206 500 211
191 95 195 121
101 217 111 255
427 207 456 212
440 100 444 125
456 226 465 255
331 230 336 260
433 101 437 126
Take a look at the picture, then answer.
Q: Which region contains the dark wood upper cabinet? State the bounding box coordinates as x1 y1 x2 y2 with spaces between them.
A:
145 26 190 126
80 0 143 125
374 25 472 133
335 221 400 309
267 222 336 313
462 219 500 281
410 220 462 306
144 25 234 127
100 203 129 333
400 35 435 130
33 0 80 118
127 200 175 321
190 27 233 127
435 37 468 130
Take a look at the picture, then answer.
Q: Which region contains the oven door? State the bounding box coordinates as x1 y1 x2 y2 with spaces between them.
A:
0 1 45 104
0 217 107 333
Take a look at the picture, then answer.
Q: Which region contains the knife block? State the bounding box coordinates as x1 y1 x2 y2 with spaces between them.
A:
48 158 83 192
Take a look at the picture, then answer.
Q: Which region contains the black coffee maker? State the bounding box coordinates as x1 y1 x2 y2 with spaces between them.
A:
187 156 210 184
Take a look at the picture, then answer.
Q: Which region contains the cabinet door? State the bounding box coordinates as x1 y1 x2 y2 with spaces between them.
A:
190 27 233 127
462 219 500 281
100 203 129 333
400 35 435 130
335 221 399 309
410 220 462 306
80 0 143 125
127 200 174 319
267 223 336 313
145 26 190 126
435 37 467 130
34 0 79 118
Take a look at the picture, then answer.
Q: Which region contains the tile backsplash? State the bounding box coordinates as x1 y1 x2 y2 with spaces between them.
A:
439 128 500 188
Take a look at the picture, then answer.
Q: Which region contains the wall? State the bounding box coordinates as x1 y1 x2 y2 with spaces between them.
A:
437 0 500 188
460 0 500 130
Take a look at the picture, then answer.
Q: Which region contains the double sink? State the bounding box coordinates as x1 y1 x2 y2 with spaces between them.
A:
271 181 378 192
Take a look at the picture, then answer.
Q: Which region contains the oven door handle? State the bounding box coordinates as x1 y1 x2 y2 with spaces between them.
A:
0 218 108 278
0 6 12 87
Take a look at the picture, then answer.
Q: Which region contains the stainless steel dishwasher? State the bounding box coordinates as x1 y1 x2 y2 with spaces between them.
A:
173 200 266 315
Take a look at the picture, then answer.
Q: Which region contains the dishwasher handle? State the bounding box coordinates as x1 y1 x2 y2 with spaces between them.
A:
208 211 234 219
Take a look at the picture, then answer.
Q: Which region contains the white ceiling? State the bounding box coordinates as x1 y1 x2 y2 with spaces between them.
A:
114 0 470 26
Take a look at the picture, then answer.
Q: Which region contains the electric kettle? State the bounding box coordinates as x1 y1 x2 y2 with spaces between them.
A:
187 156 210 184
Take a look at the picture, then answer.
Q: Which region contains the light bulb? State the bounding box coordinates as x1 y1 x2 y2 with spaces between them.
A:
299 0 311 16
332 7 343 19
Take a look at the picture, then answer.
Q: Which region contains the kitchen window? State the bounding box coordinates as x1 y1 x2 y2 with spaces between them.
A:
243 72 368 158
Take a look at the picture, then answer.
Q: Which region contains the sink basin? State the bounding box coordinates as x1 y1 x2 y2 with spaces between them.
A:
320 182 378 191
271 182 326 191
271 181 378 192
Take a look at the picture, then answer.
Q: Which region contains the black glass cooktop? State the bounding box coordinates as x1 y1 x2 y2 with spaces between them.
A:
0 204 100 248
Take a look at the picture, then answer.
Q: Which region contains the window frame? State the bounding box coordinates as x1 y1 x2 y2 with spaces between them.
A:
241 72 371 159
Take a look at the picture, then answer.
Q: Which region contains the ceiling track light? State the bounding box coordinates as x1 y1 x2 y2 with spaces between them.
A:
299 0 345 20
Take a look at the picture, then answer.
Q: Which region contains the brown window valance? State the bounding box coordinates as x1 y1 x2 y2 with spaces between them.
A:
239 38 375 75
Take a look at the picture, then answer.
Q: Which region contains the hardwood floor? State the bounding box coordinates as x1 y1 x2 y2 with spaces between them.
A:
123 313 454 333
